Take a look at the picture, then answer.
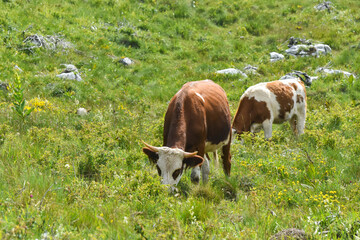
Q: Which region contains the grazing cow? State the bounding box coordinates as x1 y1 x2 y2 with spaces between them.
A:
232 74 311 139
143 80 232 186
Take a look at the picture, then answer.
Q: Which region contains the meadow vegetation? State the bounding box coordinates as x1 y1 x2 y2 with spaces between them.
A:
1 0 360 239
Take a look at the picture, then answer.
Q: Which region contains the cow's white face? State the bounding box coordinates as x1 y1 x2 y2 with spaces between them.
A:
156 147 185 185
143 146 204 186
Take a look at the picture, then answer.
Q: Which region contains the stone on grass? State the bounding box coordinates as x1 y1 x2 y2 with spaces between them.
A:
315 67 356 78
119 57 134 66
22 34 73 52
243 65 259 75
216 68 248 78
56 64 82 81
285 44 331 57
280 71 316 86
77 108 88 116
270 228 309 240
61 64 78 73
56 72 82 81
314 1 332 11
270 52 285 62
288 36 312 48
314 44 332 55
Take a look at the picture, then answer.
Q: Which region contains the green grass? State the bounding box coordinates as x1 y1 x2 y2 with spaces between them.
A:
1 0 360 239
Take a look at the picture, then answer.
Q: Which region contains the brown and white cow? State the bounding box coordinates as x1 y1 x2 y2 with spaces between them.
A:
232 76 310 139
143 80 232 186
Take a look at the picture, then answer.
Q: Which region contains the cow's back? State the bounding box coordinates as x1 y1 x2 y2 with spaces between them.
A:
164 80 231 152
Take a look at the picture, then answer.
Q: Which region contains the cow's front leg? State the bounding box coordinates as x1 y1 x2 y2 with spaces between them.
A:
201 155 210 184
191 166 201 184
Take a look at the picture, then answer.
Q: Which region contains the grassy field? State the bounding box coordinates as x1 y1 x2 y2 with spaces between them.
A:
1 0 360 239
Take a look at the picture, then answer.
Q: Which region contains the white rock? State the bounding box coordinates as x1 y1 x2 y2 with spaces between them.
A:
119 57 134 66
314 1 332 11
285 45 313 56
14 65 23 72
243 65 259 75
270 52 284 62
285 44 331 57
56 72 82 81
23 34 73 50
77 108 88 116
314 44 332 56
216 68 248 78
315 67 356 78
60 64 78 73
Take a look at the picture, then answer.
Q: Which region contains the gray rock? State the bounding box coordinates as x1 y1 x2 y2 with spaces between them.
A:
77 108 88 116
288 37 312 48
216 68 248 78
314 44 332 56
315 67 356 78
270 228 309 240
314 1 332 11
56 72 82 81
270 52 285 62
243 65 259 75
119 57 134 66
285 44 316 57
60 64 78 73
285 44 331 57
23 34 73 51
56 64 82 81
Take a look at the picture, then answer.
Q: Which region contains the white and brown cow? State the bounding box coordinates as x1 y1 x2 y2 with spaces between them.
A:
143 80 232 186
232 76 309 139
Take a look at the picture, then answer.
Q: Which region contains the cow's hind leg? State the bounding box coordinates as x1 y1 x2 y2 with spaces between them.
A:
290 116 298 135
262 119 273 139
221 142 231 176
296 113 306 135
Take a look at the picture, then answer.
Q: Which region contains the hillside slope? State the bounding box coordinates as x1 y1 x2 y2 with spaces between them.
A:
1 0 360 239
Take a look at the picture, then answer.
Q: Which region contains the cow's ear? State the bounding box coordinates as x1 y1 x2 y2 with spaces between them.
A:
143 147 159 164
183 155 204 169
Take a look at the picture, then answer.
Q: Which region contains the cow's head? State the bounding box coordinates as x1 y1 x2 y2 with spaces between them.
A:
142 141 204 185
294 71 312 86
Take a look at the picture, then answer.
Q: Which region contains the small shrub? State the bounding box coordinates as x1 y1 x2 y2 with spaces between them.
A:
78 147 115 180
208 6 238 26
10 73 33 126
212 178 237 201
192 185 220 202
238 176 255 192
50 82 77 97
0 124 10 146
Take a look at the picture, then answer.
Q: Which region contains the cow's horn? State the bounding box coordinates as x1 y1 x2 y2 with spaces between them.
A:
142 140 159 152
184 151 198 158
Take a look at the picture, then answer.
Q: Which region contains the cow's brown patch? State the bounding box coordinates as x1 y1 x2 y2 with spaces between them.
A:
296 94 304 103
232 96 271 135
266 81 294 120
290 83 298 91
